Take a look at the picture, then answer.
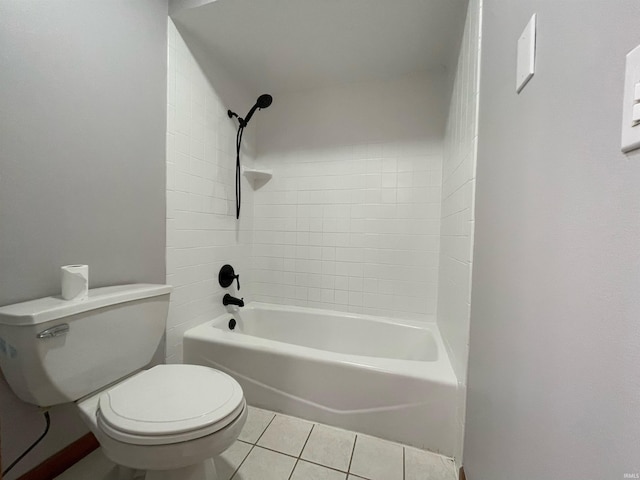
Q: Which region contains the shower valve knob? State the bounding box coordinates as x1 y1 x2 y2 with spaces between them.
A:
219 264 240 290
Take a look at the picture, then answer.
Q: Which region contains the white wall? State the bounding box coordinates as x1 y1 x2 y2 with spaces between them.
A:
165 20 256 363
251 74 447 320
465 1 640 479
437 0 482 466
0 1 168 478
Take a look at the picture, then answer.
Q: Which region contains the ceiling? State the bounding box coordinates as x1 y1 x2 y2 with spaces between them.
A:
171 0 468 95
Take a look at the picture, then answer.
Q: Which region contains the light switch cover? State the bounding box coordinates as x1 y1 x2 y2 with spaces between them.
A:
516 14 536 93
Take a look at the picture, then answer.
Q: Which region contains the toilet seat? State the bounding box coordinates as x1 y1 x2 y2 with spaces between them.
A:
97 364 245 446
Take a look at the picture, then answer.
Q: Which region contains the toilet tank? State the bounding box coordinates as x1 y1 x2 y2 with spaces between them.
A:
0 284 171 407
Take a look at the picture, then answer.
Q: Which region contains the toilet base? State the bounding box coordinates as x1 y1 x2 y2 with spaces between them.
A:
144 458 217 480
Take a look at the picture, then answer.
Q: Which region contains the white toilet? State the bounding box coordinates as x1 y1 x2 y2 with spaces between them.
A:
0 284 247 480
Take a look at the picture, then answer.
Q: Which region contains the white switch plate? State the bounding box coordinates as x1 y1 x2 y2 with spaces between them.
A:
516 14 536 93
621 44 640 152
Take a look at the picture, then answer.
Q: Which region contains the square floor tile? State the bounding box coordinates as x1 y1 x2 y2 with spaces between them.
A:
442 457 457 476
404 446 457 480
291 460 347 480
301 424 355 472
257 414 314 456
349 435 403 480
232 446 296 480
215 441 252 480
238 406 275 444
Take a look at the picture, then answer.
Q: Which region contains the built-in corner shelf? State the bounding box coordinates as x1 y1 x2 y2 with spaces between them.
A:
242 166 272 189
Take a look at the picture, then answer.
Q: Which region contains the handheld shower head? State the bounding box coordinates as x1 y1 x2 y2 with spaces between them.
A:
227 93 273 220
240 94 273 127
256 94 273 109
227 94 273 127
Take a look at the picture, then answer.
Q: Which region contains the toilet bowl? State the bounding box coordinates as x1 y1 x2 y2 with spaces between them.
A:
0 284 246 480
76 364 247 479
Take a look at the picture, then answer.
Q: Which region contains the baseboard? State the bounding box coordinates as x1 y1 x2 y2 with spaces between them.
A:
17 433 98 480
460 466 467 480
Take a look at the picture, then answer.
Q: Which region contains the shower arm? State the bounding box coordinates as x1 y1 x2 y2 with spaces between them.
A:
227 109 247 128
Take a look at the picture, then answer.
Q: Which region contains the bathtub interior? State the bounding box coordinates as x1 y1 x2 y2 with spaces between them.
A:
218 303 440 361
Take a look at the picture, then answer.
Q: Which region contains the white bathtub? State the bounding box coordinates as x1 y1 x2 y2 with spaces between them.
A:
183 303 458 456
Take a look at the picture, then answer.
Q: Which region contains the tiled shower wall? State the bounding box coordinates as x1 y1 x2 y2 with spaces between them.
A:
437 0 482 464
250 75 447 321
165 20 255 362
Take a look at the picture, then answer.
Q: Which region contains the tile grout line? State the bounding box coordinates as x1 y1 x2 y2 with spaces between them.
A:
229 411 277 480
298 422 315 460
287 422 315 480
253 444 300 459
287 458 299 480
295 457 352 475
347 434 358 476
254 412 278 445
229 444 255 480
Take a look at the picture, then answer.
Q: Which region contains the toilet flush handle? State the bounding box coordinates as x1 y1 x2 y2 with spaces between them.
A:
36 324 69 339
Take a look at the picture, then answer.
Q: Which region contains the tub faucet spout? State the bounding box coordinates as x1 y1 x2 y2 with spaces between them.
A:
223 294 244 307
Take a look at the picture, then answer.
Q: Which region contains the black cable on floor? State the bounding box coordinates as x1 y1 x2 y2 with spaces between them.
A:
2 410 51 476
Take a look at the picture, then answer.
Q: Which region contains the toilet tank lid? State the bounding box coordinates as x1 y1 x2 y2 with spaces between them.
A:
0 284 172 326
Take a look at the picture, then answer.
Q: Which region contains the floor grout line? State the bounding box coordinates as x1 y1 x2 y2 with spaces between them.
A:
287 423 315 480
229 444 255 480
253 444 300 459
229 409 277 480
254 411 278 444
347 434 358 475
287 457 300 480
298 423 315 459
297 457 352 475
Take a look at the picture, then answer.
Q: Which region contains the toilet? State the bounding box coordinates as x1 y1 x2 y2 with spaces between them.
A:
0 284 246 480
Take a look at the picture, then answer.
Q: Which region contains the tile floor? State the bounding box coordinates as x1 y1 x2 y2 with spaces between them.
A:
55 406 457 480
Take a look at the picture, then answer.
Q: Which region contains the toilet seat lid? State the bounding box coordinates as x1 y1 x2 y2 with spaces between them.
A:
98 364 244 438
